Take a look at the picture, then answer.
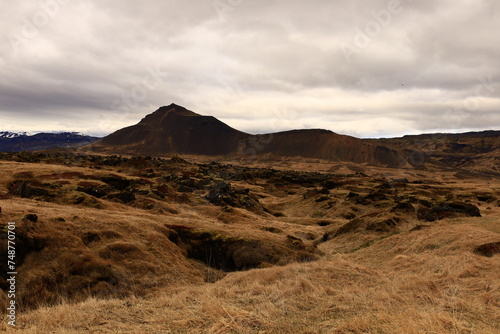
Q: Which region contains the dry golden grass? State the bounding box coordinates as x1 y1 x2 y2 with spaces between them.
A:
1 157 499 333
6 226 499 333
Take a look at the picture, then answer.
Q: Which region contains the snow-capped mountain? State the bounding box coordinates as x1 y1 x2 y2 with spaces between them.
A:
0 131 32 138
0 131 101 152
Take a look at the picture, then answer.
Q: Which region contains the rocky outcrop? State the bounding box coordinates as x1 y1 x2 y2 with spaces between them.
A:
417 202 481 222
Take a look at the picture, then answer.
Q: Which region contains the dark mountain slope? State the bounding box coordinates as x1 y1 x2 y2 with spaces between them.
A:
247 129 400 166
90 104 249 156
87 104 403 167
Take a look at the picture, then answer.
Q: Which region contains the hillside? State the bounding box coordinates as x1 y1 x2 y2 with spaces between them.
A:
371 131 500 176
256 129 401 166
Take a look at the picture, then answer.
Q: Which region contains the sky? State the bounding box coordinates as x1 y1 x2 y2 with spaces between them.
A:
1 0 499 138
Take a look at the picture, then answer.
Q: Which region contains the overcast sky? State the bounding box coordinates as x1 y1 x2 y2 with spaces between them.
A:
1 0 499 138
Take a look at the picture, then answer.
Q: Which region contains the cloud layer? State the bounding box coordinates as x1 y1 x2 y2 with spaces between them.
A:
1 0 499 137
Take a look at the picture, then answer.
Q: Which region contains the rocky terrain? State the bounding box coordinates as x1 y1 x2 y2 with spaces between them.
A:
0 151 499 333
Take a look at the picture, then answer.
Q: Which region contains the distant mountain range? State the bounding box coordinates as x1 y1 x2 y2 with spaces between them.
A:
0 132 100 152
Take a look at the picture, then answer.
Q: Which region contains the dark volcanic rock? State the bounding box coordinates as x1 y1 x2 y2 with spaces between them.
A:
473 242 500 257
100 176 131 191
321 180 339 189
346 192 361 201
76 184 110 198
205 181 232 206
364 190 389 202
107 191 136 204
24 214 38 222
476 194 495 202
391 202 415 213
417 202 481 222
205 181 262 213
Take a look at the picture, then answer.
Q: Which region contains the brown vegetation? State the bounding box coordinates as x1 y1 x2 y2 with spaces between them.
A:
0 151 498 333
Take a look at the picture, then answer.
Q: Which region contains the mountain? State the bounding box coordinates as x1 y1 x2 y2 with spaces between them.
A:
87 104 403 167
90 104 249 156
253 129 400 166
0 132 100 152
0 131 31 138
371 130 500 175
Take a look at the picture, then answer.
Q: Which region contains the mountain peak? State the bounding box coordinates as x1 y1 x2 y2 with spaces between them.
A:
155 104 199 116
138 104 200 125
93 104 248 156
0 131 31 138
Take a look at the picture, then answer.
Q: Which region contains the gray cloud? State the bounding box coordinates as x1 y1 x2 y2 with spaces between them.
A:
1 0 499 138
